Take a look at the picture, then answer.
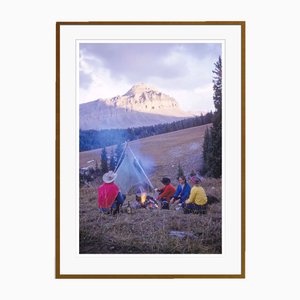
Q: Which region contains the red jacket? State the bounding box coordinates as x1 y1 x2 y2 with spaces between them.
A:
98 182 119 208
157 184 176 202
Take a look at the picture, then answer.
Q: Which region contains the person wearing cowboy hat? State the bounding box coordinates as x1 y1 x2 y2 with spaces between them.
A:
156 177 176 209
98 170 125 214
184 176 208 214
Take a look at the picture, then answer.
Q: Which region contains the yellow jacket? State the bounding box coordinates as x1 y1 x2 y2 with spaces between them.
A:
186 186 207 206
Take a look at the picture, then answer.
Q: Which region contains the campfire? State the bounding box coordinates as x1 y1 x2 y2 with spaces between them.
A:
136 190 159 209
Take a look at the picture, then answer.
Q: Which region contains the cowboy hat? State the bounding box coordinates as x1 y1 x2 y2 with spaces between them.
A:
103 171 117 183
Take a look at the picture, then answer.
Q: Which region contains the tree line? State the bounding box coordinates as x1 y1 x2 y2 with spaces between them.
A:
80 113 213 152
202 56 222 178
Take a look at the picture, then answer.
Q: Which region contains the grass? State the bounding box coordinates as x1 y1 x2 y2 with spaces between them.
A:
79 125 221 254
79 178 222 254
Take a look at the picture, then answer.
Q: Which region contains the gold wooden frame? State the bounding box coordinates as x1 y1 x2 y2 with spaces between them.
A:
56 21 246 279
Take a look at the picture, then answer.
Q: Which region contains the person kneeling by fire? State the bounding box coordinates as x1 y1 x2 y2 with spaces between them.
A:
184 176 208 214
156 177 176 209
98 171 126 215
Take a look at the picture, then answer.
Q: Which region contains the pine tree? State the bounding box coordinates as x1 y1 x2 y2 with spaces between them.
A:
95 159 101 177
212 56 222 113
202 56 222 178
202 128 213 175
177 162 184 179
109 148 116 171
101 147 108 174
211 56 222 178
115 143 123 161
115 143 124 168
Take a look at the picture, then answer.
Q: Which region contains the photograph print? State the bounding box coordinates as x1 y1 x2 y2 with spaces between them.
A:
78 42 223 254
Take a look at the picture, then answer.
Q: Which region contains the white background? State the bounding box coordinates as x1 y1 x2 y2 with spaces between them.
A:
0 0 299 299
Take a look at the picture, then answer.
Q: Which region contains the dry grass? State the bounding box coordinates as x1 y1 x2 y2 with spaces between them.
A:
79 125 221 254
80 178 222 254
80 124 211 176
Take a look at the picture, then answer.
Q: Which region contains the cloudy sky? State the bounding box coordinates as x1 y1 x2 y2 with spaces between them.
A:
79 43 222 112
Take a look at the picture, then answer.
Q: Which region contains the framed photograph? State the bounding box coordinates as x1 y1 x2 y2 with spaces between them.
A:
56 21 245 278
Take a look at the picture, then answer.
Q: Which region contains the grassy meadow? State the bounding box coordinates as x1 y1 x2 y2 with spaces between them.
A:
79 125 222 254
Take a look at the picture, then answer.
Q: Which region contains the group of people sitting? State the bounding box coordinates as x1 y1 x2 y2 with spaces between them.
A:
156 175 208 214
97 170 208 215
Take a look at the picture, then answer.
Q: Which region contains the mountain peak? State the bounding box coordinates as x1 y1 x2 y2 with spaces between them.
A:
123 83 158 97
80 84 193 130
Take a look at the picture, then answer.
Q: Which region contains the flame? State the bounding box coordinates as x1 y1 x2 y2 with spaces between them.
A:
141 192 147 204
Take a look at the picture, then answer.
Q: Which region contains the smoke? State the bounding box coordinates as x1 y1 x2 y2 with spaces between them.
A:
129 142 155 175
114 140 155 194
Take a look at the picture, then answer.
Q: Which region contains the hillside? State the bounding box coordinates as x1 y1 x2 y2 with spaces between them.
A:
80 123 211 185
79 123 221 254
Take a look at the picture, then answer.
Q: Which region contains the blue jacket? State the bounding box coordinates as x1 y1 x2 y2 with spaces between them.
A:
173 183 191 203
